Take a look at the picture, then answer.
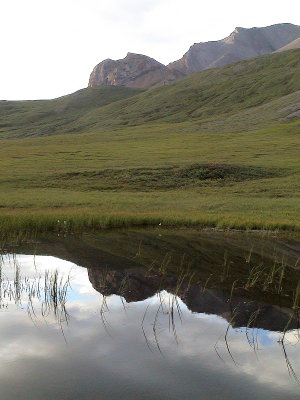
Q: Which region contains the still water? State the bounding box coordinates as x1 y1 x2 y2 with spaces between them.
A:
1 230 300 399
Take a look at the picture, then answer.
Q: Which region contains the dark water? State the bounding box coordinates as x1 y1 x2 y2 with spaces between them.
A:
1 230 300 399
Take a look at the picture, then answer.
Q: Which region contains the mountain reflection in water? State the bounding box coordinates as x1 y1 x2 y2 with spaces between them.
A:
88 267 298 332
1 230 300 400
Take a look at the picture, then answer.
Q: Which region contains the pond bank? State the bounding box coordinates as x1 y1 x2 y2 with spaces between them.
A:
0 212 300 240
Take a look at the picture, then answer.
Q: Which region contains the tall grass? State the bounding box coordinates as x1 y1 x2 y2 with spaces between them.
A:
0 212 300 239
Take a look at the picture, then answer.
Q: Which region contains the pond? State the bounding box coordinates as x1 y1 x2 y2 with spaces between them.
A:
0 229 300 399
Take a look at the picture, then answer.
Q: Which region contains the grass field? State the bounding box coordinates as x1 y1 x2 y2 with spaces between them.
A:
0 120 299 235
0 50 300 235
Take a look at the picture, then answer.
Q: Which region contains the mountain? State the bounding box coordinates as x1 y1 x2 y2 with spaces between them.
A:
88 24 300 89
89 52 184 89
169 23 300 74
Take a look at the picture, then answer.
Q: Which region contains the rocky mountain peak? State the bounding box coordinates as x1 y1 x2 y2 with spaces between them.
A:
88 52 183 89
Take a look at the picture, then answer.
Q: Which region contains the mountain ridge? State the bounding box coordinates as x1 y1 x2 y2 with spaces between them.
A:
169 23 300 74
89 23 300 88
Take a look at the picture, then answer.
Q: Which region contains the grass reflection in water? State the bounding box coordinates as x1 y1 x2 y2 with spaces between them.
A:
0 253 71 337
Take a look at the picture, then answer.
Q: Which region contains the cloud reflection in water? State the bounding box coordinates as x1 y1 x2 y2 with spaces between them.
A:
0 255 299 400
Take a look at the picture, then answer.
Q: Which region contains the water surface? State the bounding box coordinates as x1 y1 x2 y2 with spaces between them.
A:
1 229 300 399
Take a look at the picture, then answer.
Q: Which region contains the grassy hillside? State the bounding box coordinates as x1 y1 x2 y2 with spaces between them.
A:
0 86 143 138
0 49 299 235
1 49 300 138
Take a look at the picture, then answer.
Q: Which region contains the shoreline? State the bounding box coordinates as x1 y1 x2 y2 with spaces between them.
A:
1 213 299 239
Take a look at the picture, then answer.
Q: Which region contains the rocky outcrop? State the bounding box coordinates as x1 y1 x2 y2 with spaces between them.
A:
88 52 184 89
169 23 300 74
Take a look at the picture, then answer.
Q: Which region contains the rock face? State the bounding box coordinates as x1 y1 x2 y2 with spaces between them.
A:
169 23 300 74
88 52 183 89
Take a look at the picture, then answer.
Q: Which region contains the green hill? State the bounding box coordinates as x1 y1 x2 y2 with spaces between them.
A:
0 86 143 138
1 49 300 138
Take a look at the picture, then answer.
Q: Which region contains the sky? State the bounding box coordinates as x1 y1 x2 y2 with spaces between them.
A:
1 0 299 100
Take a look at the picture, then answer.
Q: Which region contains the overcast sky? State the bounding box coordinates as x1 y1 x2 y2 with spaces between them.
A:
1 0 299 100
